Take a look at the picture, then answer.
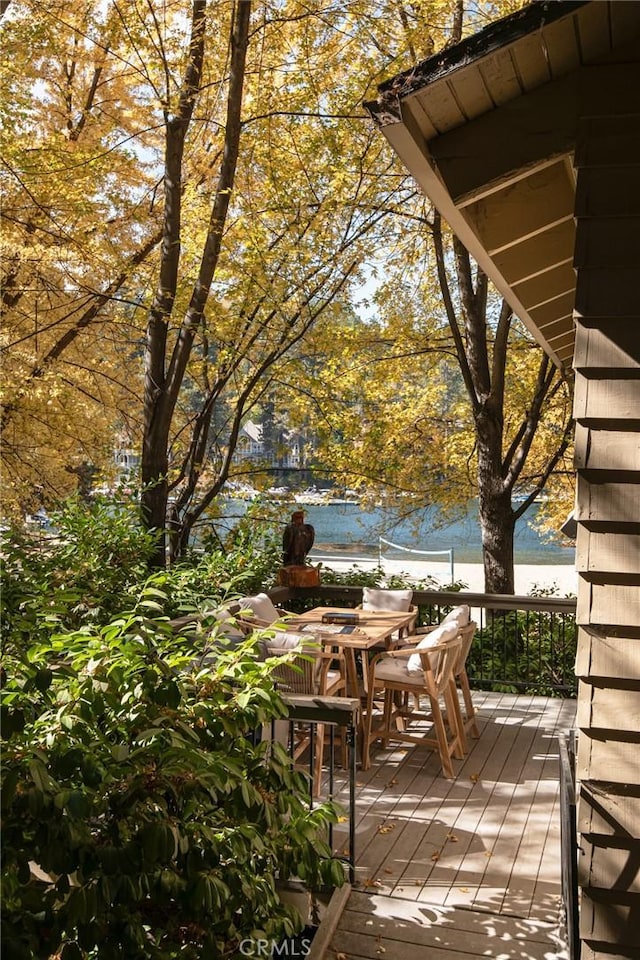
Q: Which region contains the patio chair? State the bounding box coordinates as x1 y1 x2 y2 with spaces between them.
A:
362 622 466 778
262 630 348 795
356 587 418 652
236 592 293 630
413 606 480 751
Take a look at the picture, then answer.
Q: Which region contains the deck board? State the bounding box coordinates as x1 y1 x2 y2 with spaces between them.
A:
320 692 575 960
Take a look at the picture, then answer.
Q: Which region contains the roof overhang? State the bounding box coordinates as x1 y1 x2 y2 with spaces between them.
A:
365 0 640 372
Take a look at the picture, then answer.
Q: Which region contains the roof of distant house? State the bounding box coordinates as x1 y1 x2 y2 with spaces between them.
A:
241 421 263 443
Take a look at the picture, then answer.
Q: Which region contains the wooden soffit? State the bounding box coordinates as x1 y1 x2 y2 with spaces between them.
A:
365 0 640 373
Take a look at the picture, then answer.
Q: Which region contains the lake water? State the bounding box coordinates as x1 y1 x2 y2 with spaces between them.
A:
221 498 575 566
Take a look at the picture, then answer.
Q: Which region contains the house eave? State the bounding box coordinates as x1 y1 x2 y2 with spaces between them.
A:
365 0 640 371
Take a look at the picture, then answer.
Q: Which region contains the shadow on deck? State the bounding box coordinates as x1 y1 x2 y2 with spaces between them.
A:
318 691 576 960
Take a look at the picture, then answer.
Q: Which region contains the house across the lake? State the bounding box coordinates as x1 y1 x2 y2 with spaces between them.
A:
236 420 306 472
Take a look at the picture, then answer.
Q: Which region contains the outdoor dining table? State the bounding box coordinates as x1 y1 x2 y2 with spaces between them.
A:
287 606 417 737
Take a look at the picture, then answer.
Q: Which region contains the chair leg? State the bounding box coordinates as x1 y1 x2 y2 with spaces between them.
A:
362 677 378 771
429 698 455 779
448 679 468 754
443 683 464 760
459 669 480 738
381 689 394 747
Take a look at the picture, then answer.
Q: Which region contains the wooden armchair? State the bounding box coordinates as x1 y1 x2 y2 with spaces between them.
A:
356 588 418 646
362 630 466 778
235 592 293 631
414 613 479 752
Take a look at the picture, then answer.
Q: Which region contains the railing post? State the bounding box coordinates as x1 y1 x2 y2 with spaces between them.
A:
559 730 580 959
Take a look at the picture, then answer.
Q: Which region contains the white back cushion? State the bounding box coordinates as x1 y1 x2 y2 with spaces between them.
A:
406 620 460 676
362 587 413 612
441 604 470 628
261 630 308 653
238 593 280 624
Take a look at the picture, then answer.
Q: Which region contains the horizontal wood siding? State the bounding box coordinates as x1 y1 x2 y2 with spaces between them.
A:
576 583 640 629
575 630 640 682
576 531 640 576
576 682 640 733
576 482 640 524
573 376 640 423
573 76 640 959
579 784 640 838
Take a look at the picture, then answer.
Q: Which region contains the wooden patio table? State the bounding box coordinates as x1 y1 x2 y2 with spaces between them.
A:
287 606 417 748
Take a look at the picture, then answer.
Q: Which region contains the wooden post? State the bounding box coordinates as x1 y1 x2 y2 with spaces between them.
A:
277 565 321 588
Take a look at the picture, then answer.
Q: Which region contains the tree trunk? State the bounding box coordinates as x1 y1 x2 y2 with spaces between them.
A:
478 487 516 595
475 397 516 594
140 0 250 567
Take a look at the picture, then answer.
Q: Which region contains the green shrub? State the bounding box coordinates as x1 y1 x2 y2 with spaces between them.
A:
1 495 287 649
1 580 344 959
1 497 160 650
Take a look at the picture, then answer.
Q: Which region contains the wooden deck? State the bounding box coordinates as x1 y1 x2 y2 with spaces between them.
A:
322 691 577 960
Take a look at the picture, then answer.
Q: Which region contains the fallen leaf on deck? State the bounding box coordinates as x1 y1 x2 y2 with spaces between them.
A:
383 868 394 875
458 886 469 893
336 953 348 960
431 852 441 861
386 778 398 787
484 851 493 858
377 823 396 834
470 773 480 782
337 816 348 823
446 833 459 842
363 877 382 888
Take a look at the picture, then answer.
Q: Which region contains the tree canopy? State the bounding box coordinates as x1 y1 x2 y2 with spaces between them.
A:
1 0 574 588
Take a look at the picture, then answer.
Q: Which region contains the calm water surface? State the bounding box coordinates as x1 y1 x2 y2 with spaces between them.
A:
220 498 574 566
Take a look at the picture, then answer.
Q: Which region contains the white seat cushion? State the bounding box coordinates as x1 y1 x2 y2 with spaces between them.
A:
238 593 281 624
362 587 413 611
374 657 426 685
406 620 460 675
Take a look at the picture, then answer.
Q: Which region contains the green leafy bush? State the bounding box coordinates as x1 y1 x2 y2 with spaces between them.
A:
1 497 160 649
1 495 288 650
197 499 285 593
1 581 344 959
